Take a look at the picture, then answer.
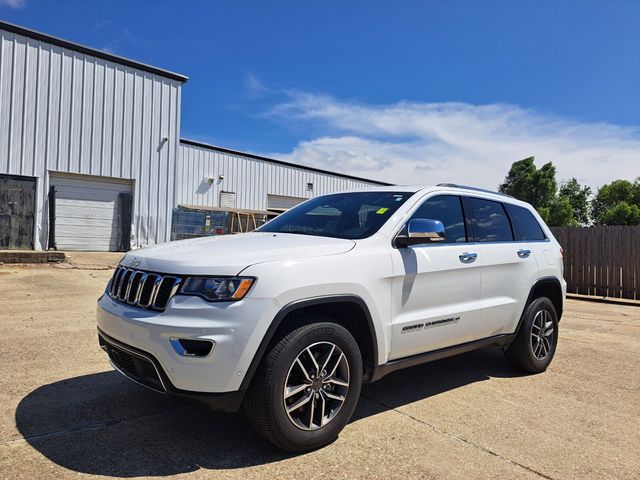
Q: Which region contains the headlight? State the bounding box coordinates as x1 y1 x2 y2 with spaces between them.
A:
179 276 254 302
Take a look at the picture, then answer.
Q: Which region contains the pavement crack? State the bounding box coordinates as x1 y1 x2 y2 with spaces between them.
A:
360 394 558 480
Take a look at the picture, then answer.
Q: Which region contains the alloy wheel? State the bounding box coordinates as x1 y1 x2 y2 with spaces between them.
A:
531 309 554 361
283 341 350 431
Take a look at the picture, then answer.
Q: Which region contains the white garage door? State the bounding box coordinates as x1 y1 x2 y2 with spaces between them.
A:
267 194 306 212
50 173 133 251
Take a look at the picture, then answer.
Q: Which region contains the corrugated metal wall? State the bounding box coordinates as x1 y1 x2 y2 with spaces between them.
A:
0 28 182 249
177 142 380 211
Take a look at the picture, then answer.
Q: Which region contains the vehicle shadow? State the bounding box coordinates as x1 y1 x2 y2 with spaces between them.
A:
15 348 523 476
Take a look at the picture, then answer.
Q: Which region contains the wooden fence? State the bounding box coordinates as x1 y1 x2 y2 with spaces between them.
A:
550 226 640 300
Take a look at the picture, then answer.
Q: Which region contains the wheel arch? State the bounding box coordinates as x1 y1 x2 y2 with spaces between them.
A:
239 295 379 391
524 276 564 324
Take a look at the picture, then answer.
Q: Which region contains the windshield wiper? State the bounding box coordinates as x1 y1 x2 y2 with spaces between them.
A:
274 230 355 240
278 230 325 237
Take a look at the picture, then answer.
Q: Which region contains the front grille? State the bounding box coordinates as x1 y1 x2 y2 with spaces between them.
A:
108 266 181 311
99 334 165 392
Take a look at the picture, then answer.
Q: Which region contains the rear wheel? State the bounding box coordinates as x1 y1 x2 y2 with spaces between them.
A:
243 318 362 452
504 297 558 373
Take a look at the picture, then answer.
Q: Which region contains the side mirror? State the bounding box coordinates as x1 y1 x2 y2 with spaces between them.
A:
396 218 445 247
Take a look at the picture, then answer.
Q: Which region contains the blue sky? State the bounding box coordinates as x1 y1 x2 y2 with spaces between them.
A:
1 0 639 188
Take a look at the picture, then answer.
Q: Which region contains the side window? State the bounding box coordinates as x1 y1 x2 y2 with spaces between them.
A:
411 195 466 243
505 204 546 241
468 198 514 242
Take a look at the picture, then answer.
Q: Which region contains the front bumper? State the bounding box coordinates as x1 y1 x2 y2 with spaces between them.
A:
96 290 279 395
98 329 245 412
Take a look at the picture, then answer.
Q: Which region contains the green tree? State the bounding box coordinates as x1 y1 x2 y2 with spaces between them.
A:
558 178 592 225
544 196 577 227
592 178 640 225
599 202 640 225
498 157 557 210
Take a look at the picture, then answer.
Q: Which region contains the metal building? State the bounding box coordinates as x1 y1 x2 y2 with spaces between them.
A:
177 139 379 212
0 21 185 251
0 21 385 252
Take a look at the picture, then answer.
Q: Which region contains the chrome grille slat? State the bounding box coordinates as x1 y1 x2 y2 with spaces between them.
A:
170 278 182 297
153 276 178 310
110 268 123 296
115 268 125 295
126 272 143 304
148 275 164 307
108 266 180 311
134 273 148 304
124 270 136 302
113 267 126 298
138 273 156 307
118 269 133 300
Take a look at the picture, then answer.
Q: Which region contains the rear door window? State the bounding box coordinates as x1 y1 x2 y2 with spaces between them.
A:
505 204 547 241
468 198 514 242
411 195 466 243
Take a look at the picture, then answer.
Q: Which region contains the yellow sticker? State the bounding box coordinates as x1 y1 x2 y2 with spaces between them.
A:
376 207 389 214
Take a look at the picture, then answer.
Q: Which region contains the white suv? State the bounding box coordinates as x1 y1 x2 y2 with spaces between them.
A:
97 184 566 451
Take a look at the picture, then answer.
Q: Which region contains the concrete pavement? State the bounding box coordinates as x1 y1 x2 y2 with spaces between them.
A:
1 260 638 479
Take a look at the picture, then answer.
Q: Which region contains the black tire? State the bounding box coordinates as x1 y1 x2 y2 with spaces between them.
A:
504 296 559 373
243 317 363 452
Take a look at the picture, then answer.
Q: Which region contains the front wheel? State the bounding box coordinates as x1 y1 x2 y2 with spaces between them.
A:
504 296 559 373
243 318 363 452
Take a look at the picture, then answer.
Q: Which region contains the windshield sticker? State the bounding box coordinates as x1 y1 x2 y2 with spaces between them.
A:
376 207 389 214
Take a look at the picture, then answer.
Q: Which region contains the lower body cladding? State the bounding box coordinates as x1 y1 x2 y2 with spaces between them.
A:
96 293 276 412
98 329 244 412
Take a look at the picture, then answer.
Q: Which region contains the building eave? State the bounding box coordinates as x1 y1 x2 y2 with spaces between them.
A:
179 138 391 186
0 20 188 83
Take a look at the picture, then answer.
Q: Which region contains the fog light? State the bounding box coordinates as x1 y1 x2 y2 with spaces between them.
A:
170 337 214 357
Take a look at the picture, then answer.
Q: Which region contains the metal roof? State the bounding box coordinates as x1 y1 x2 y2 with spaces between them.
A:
179 138 391 186
0 20 188 83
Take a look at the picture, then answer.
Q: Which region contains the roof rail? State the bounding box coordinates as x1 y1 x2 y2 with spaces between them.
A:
436 183 512 197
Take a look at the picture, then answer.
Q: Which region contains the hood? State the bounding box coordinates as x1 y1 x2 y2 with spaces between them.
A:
119 232 355 275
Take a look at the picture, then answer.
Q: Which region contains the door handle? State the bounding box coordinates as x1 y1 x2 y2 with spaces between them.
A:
459 252 477 264
517 249 531 258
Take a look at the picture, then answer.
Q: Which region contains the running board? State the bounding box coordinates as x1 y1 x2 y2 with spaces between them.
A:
367 333 516 382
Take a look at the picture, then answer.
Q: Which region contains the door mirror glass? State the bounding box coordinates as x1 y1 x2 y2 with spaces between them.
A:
396 218 445 247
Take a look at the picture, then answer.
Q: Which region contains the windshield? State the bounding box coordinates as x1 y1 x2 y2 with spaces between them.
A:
258 191 414 239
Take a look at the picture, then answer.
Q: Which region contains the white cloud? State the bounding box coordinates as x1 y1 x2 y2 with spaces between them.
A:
92 20 112 32
245 74 268 94
265 92 640 189
0 0 26 9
